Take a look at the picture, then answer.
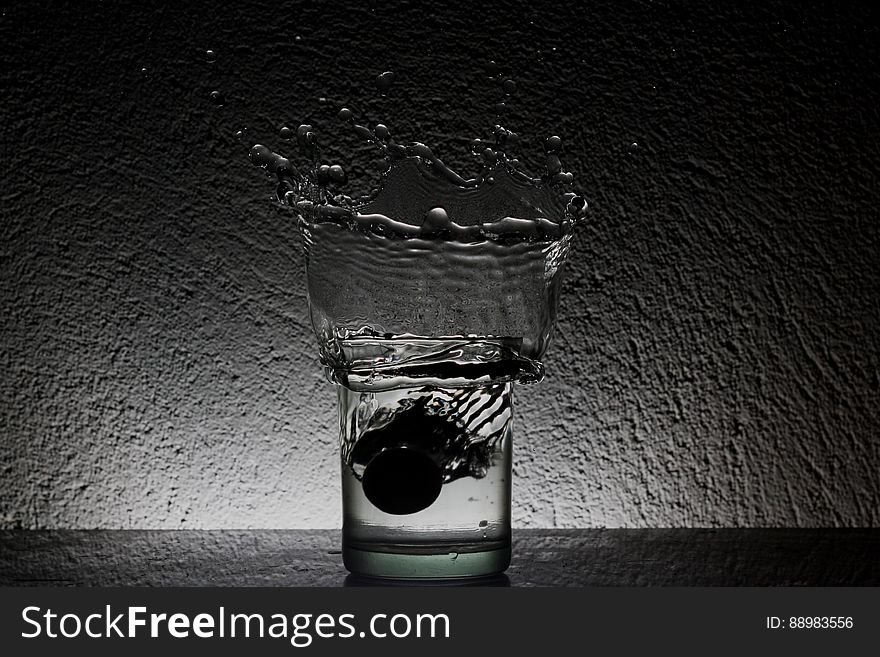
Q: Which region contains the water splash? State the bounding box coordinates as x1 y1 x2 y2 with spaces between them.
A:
247 107 588 240
247 70 588 389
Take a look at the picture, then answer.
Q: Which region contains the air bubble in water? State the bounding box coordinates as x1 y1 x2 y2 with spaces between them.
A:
209 90 224 106
628 141 639 153
479 520 488 528
375 70 396 95
448 552 459 561
279 126 293 140
501 78 517 95
205 49 217 63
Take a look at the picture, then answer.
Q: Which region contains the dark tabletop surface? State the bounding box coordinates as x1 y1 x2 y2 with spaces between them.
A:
1 530 877 587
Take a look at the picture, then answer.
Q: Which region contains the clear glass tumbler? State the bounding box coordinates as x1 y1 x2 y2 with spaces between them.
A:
299 203 573 579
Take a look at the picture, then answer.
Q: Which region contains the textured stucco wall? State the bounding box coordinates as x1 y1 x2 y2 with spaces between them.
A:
1 0 878 529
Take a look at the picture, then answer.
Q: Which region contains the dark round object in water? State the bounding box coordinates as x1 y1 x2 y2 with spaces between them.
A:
362 447 443 515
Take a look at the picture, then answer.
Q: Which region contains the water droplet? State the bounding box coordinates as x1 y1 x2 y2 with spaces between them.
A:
479 520 488 528
328 164 347 184
421 207 451 235
274 156 292 174
469 138 484 156
276 179 293 202
140 67 148 77
294 35 302 42
544 135 562 153
448 551 459 561
279 126 293 140
316 164 331 185
296 124 318 154
627 141 639 153
209 90 224 106
545 153 562 174
411 142 433 159
485 60 499 76
567 195 587 215
338 107 353 121
494 101 507 114
387 143 406 159
353 123 373 141
249 144 274 168
205 49 217 63
501 78 517 95
375 70 396 95
482 532 488 538
374 124 390 141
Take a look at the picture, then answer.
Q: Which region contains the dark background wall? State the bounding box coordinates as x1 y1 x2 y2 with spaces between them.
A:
1 0 878 529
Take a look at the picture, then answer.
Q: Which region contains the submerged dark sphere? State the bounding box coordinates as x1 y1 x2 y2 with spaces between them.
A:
362 447 443 515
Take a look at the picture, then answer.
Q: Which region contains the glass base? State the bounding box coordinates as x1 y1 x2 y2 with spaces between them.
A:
343 542 511 579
